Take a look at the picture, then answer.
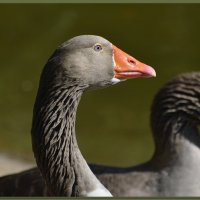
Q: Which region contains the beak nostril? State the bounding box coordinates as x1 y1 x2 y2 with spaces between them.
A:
127 58 136 65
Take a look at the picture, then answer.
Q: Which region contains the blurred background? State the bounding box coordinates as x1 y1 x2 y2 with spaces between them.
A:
0 4 200 175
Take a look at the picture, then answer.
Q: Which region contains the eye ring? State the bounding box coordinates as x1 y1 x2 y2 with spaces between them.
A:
93 43 103 52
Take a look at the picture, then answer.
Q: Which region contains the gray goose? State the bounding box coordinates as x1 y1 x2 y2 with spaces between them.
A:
94 72 200 196
1 72 200 196
0 35 156 197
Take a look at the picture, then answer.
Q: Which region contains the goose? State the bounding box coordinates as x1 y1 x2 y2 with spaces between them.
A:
0 35 156 197
94 72 200 196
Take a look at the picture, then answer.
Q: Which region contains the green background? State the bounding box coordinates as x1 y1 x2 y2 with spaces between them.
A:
0 4 199 167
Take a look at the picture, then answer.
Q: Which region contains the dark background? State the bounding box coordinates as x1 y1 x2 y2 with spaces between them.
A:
0 4 199 166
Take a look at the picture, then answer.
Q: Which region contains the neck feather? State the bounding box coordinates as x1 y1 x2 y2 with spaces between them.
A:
31 81 111 196
150 73 200 168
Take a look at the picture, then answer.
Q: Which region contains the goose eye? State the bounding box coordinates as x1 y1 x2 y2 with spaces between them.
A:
94 44 103 52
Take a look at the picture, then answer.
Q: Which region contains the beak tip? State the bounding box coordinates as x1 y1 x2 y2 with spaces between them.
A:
147 65 156 78
152 70 156 77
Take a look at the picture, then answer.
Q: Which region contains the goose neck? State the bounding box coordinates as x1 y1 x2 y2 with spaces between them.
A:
151 121 200 170
31 82 111 196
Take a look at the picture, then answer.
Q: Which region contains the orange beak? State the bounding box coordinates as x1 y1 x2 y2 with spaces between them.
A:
112 45 156 79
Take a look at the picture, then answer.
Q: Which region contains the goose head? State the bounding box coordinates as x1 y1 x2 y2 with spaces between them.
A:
45 35 156 90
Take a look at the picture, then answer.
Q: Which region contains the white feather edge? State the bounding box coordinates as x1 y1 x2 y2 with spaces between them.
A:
85 187 113 197
111 51 122 84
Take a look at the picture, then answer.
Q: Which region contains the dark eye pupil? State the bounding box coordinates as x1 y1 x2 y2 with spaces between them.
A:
94 44 102 51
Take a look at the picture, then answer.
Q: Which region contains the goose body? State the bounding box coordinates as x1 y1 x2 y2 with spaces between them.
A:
0 35 155 196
